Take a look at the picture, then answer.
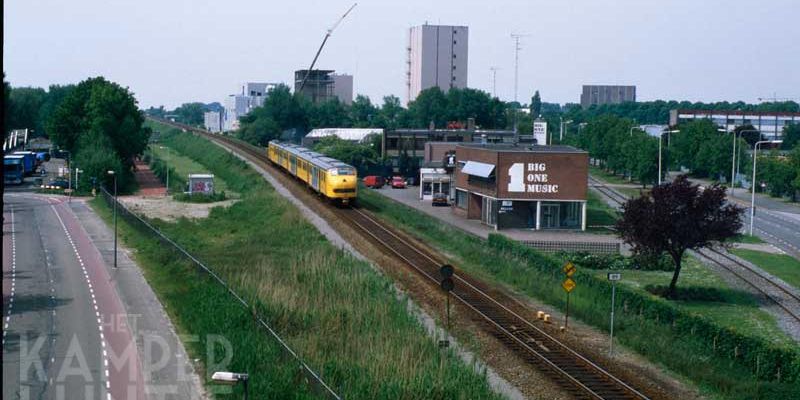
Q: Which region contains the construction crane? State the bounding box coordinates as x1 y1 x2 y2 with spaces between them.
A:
297 3 358 95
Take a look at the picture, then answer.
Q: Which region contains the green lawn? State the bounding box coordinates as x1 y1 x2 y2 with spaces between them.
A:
586 190 619 229
148 144 234 195
729 234 766 244
99 124 504 399
589 165 636 185
592 257 794 346
731 248 800 289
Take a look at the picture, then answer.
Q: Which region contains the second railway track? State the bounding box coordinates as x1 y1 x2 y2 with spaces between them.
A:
155 118 654 399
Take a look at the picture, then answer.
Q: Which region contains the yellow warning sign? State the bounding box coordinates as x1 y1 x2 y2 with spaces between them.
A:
562 261 576 277
562 278 576 293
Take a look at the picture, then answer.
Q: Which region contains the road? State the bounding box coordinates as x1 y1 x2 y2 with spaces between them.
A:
3 194 145 400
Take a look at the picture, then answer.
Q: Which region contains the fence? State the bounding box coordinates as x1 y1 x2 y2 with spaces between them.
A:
99 187 341 399
520 240 620 255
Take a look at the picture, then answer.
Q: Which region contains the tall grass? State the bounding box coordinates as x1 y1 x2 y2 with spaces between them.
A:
356 187 800 400
95 123 504 399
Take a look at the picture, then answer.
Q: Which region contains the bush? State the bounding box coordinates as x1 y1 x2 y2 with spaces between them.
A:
172 191 227 203
556 251 673 271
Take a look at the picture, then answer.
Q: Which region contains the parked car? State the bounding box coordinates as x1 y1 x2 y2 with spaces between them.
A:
432 192 449 206
362 175 385 188
391 176 407 189
50 178 70 189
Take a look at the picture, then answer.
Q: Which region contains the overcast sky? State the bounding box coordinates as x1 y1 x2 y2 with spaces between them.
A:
5 0 799 109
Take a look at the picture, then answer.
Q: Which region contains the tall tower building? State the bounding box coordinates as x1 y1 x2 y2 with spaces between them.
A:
407 24 468 103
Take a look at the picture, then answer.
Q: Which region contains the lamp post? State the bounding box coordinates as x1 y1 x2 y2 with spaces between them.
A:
659 130 680 185
107 170 118 269
560 118 573 142
212 371 249 400
721 128 759 196
750 140 783 235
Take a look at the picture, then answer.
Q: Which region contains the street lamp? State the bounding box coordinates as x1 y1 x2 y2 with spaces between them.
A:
750 140 782 235
659 130 680 185
212 371 249 400
721 128 759 196
560 117 573 142
107 170 118 269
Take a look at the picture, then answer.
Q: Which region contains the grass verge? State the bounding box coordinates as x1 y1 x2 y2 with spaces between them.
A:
357 187 800 400
729 234 766 245
93 125 504 399
586 190 619 229
731 249 800 289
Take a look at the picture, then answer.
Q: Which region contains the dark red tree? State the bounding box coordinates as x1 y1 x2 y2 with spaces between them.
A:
615 175 743 298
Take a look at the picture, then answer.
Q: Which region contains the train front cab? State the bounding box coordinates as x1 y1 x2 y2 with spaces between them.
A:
324 166 357 205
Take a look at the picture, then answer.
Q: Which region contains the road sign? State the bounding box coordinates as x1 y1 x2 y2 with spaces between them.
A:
562 261 576 277
607 273 621 281
562 278 576 293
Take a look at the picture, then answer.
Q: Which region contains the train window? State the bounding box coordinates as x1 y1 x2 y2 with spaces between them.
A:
328 168 355 176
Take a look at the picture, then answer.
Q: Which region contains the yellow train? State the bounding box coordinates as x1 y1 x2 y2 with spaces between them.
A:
267 140 357 205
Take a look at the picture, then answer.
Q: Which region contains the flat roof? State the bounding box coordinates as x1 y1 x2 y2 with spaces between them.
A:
456 143 587 154
674 109 800 117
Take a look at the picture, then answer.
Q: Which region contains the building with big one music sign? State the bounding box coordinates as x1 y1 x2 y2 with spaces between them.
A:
453 143 589 230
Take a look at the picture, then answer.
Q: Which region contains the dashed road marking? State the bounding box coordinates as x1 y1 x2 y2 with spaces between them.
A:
2 205 17 346
51 204 113 400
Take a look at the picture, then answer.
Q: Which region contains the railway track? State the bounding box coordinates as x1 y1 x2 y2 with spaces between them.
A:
695 247 800 323
588 176 629 207
152 118 652 399
589 174 800 324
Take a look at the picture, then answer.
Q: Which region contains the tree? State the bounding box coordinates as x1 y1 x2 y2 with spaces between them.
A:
734 124 763 147
8 86 47 133
782 123 800 150
530 90 542 117
615 175 743 298
47 77 149 169
172 102 206 126
349 95 377 127
407 87 448 128
789 145 800 201
312 136 378 175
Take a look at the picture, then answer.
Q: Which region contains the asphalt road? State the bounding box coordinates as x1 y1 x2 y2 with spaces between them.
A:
3 194 145 400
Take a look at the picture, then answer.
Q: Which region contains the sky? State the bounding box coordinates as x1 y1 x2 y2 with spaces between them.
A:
5 0 800 109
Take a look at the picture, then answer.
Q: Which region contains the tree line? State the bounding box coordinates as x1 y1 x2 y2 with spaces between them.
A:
4 74 150 192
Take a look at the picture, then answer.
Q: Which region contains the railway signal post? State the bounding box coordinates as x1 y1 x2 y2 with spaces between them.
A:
439 264 455 348
607 272 621 356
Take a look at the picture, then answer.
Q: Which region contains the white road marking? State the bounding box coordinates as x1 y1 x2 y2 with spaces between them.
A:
2 205 17 346
50 204 113 399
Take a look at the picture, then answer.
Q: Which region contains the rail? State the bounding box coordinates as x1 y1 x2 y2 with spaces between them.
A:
152 117 652 399
99 186 341 400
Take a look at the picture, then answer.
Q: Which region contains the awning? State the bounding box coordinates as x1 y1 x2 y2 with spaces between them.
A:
461 161 495 178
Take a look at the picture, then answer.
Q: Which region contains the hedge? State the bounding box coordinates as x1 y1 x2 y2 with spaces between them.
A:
488 234 800 384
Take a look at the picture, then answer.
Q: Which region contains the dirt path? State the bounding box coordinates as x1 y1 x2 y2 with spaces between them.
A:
133 158 167 196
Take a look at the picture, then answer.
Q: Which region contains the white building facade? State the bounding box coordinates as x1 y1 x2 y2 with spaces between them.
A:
332 74 353 105
407 24 469 103
204 111 222 133
669 109 800 140
222 82 280 131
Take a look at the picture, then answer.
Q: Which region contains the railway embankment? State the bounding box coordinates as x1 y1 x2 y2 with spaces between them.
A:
90 126 509 399
356 187 800 400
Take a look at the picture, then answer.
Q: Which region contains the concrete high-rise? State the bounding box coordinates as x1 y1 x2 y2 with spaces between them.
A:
580 85 636 108
332 73 353 105
407 24 468 103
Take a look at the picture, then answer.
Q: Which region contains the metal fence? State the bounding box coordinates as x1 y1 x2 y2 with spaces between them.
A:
520 240 620 255
99 187 341 399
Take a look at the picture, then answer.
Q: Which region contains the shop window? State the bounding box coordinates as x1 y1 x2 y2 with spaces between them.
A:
423 182 432 196
455 190 468 209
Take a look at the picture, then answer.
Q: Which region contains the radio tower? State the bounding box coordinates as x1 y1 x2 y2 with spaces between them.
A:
489 66 499 98
510 33 529 104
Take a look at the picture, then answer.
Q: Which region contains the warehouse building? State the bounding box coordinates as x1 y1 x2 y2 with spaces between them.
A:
452 144 588 230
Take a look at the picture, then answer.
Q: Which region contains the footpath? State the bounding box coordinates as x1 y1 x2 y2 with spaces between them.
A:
133 158 167 196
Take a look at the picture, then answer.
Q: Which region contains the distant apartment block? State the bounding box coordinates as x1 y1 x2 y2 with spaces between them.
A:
332 74 353 105
407 24 469 103
580 85 636 108
204 111 222 133
670 109 800 139
244 82 279 108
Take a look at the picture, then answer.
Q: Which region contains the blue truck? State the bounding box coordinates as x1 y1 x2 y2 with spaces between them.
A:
12 151 38 176
4 155 25 184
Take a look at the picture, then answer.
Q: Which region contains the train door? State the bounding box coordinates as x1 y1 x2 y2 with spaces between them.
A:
290 155 297 175
311 166 319 190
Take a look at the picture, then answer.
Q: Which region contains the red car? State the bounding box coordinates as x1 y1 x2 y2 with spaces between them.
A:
363 175 385 188
391 176 407 189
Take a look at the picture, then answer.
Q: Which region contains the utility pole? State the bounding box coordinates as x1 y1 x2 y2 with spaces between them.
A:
489 67 499 98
